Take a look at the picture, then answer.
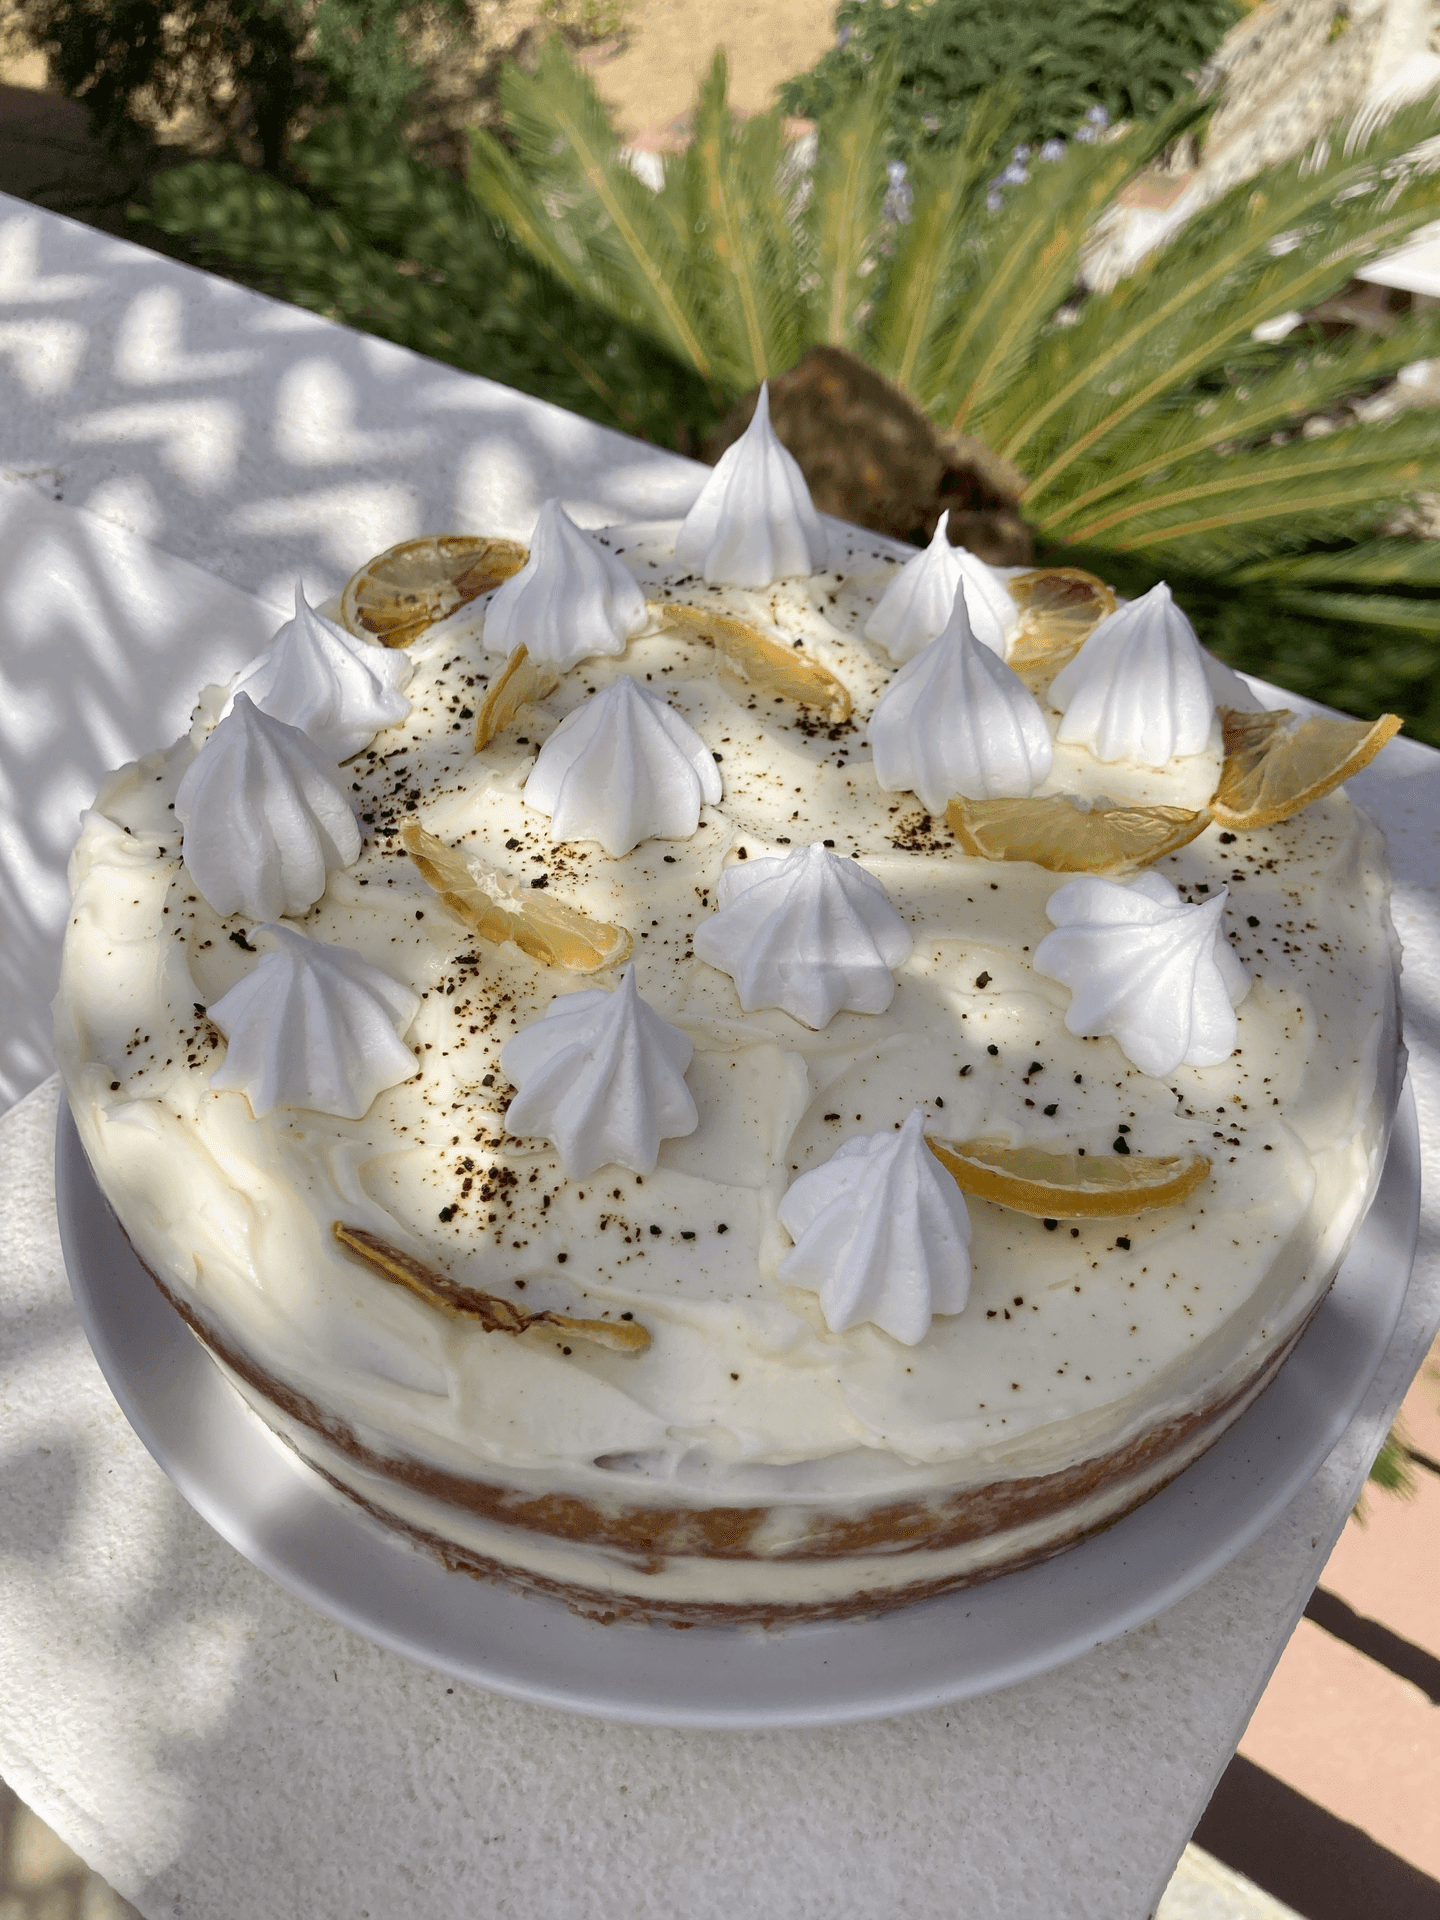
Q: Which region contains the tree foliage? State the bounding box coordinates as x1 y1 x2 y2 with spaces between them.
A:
780 0 1241 161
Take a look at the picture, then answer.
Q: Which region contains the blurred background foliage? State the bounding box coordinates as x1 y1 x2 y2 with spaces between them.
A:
7 0 1439 744
778 0 1243 162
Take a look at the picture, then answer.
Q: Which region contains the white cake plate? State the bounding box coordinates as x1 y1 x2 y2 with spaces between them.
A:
55 1086 1419 1730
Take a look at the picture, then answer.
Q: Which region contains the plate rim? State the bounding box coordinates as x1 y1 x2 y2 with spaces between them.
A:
54 1082 1419 1729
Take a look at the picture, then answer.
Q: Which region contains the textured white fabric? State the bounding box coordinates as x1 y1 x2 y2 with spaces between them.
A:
3 196 1439 1920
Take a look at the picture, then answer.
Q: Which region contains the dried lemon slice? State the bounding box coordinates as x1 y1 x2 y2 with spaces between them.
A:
341 535 529 648
653 600 852 721
1210 707 1402 830
334 1223 650 1352
474 644 560 751
1005 567 1116 694
947 794 1211 876
401 821 631 974
927 1136 1210 1219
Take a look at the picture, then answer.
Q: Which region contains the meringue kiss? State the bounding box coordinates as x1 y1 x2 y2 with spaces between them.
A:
1033 870 1250 1076
673 382 828 587
694 842 912 1029
524 676 721 856
175 693 360 921
779 1109 972 1344
483 498 649 670
868 585 1052 811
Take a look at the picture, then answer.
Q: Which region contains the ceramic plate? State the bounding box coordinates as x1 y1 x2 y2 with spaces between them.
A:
56 1085 1419 1729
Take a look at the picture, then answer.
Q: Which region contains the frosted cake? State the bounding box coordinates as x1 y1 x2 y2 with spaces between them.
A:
55 390 1404 1624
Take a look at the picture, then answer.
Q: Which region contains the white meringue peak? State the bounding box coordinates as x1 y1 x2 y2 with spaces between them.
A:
863 511 1016 662
208 923 420 1120
673 381 828 587
483 498 649 670
1033 870 1251 1078
524 675 722 857
175 693 360 921
500 963 698 1177
868 585 1053 811
1049 581 1216 767
779 1109 972 1346
226 582 412 762
693 842 912 1030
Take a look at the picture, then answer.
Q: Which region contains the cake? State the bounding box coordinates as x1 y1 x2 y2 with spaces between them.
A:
54 392 1405 1626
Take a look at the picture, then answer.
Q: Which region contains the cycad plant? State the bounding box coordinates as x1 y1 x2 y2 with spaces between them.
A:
146 43 1440 736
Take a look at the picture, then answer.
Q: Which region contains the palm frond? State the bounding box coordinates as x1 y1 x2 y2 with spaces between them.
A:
682 53 803 388
1038 311 1440 534
928 95 1206 434
468 38 715 379
1233 537 1440 589
1068 410 1440 564
862 83 1015 395
998 95 1440 498
799 50 894 352
1269 589 1440 636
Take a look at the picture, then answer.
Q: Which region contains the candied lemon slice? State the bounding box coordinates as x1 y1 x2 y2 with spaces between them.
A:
946 794 1211 876
400 821 631 973
1210 706 1402 830
341 534 529 648
653 600 852 721
334 1223 650 1351
1005 566 1116 694
474 644 560 751
928 1136 1210 1219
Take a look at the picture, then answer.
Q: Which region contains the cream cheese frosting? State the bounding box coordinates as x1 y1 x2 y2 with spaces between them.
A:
226 583 412 762
523 674 722 856
55 518 1399 1543
673 383 829 587
174 692 360 920
1049 582 1217 767
501 963 698 1177
869 587 1053 808
693 841 912 1028
1034 871 1251 1077
483 498 649 669
863 512 1016 661
778 1108 972 1344
208 922 421 1119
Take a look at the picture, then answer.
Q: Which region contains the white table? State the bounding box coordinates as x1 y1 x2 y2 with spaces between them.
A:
2 195 1437 1920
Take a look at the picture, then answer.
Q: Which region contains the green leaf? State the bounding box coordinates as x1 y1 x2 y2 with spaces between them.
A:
469 38 715 380
862 82 1015 396
1059 408 1440 560
1233 537 1440 590
1268 589 1440 636
682 52 802 388
1002 94 1440 499
927 94 1204 434
1038 311 1440 535
800 51 894 351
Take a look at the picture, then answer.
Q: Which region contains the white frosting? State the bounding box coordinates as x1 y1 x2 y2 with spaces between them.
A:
226 582 412 762
868 587 1053 810
1034 870 1251 1077
208 922 420 1119
693 842 912 1029
483 498 649 669
1049 582 1217 767
500 963 698 1177
863 512 1015 661
778 1109 972 1346
523 674 722 856
673 382 828 587
174 693 360 920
